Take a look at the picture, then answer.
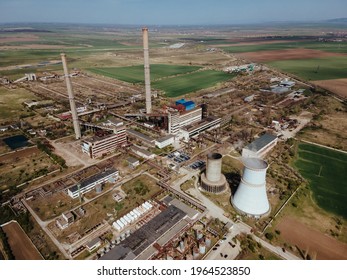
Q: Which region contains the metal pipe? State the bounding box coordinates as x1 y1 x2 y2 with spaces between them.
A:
142 27 152 114
61 53 81 139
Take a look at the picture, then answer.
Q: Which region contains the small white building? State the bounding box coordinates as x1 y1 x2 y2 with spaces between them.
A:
86 237 101 252
130 145 155 160
127 157 140 169
155 135 175 149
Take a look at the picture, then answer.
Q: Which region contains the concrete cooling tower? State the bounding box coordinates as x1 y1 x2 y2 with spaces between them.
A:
200 153 227 194
231 157 270 218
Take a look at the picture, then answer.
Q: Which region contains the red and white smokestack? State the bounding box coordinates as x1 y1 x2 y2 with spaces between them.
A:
61 53 81 139
142 27 152 114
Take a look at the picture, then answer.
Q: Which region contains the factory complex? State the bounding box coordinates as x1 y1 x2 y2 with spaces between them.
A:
1 24 332 262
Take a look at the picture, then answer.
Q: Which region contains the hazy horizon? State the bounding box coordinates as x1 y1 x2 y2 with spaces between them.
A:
0 0 346 26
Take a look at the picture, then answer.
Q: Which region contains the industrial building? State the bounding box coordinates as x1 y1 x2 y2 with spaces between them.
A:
56 211 74 230
231 158 270 218
178 116 221 141
155 134 175 149
168 107 202 134
86 237 101 253
200 153 228 194
81 125 127 159
127 157 140 169
100 204 186 260
130 145 155 160
127 129 155 147
101 197 201 260
67 168 119 199
242 133 277 158
175 99 196 111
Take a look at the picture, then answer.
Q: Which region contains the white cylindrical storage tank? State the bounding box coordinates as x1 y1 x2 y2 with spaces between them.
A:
179 240 185 252
232 157 270 217
206 153 222 182
124 215 131 224
205 235 212 247
199 242 206 254
117 220 124 229
120 217 128 226
193 247 200 259
134 209 141 216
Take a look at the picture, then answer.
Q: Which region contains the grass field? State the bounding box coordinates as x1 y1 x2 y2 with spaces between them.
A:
152 70 234 97
268 56 347 81
0 87 37 120
294 143 347 219
222 41 347 54
88 64 201 84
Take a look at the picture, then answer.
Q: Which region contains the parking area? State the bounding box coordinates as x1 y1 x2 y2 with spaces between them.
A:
188 160 206 170
167 151 191 164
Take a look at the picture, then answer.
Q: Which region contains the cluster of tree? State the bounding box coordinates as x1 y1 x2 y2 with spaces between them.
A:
0 227 14 260
37 141 67 168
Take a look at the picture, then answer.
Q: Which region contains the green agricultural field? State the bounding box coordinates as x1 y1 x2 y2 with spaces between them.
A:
222 41 347 54
269 56 347 81
88 64 201 84
0 87 38 120
152 70 234 97
294 143 347 219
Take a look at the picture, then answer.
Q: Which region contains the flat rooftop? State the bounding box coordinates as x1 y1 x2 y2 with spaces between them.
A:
156 134 175 143
244 133 277 152
99 204 186 260
127 129 155 143
68 168 118 194
182 116 220 132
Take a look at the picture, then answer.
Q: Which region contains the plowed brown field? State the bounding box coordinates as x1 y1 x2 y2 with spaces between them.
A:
2 221 43 260
239 48 347 62
313 78 347 99
276 217 347 260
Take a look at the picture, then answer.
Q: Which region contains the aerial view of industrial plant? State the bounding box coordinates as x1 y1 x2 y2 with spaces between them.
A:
0 0 346 261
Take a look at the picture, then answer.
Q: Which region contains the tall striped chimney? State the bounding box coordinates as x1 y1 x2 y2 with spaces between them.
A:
61 53 81 139
142 27 152 114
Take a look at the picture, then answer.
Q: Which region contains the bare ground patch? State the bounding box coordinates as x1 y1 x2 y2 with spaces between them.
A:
276 217 347 259
0 35 39 43
313 79 347 99
2 221 43 260
238 48 347 62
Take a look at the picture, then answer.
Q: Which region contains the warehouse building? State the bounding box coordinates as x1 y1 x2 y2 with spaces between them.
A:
100 199 199 260
67 168 119 198
242 133 278 159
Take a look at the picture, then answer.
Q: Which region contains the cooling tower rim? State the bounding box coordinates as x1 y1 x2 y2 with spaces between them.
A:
207 152 222 160
242 157 268 170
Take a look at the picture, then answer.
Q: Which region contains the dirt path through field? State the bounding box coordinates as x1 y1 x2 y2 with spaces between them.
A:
276 217 347 260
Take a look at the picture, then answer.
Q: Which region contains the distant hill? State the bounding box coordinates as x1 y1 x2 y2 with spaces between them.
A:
326 18 347 23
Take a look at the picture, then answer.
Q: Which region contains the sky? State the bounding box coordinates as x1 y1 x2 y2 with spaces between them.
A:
0 0 346 25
